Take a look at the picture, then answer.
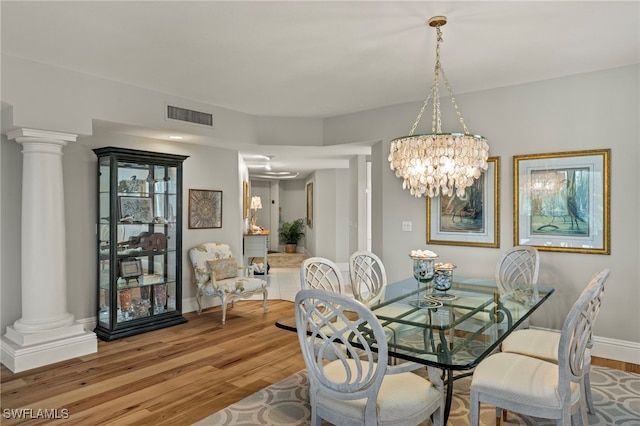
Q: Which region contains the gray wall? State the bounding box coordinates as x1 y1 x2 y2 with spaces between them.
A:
0 130 246 323
278 179 306 250
325 65 640 344
1 53 638 357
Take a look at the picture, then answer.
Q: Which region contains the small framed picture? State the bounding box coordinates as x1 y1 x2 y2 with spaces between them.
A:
120 258 143 278
119 196 153 223
189 189 222 229
306 182 313 228
243 181 250 219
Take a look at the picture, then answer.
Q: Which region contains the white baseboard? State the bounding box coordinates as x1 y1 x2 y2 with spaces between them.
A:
591 335 640 364
77 316 97 334
531 326 640 365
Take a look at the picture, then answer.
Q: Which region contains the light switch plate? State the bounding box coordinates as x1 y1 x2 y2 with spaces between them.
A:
402 221 412 232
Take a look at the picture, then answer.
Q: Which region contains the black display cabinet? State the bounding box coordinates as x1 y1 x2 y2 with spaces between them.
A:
93 147 188 341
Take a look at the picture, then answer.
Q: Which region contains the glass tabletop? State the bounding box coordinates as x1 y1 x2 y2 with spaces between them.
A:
369 277 554 370
276 276 554 371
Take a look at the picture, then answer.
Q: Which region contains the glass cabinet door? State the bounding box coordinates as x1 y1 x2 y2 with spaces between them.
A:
94 147 187 340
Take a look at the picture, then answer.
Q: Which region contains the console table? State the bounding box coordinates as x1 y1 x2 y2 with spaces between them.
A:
243 230 269 274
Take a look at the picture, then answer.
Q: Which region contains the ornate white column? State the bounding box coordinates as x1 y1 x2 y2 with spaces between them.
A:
1 129 96 373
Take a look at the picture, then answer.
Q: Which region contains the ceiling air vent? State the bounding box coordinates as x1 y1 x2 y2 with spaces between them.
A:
167 105 213 127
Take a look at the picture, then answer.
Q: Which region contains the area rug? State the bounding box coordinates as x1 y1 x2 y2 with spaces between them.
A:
194 366 639 425
264 252 308 269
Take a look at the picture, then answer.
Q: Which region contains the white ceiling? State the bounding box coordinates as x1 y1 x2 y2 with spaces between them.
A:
2 1 639 178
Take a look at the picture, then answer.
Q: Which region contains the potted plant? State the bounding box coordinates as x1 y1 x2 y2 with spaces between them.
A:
278 218 306 253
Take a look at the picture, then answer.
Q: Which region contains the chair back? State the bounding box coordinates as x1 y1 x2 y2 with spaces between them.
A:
495 246 540 303
295 289 388 406
300 257 345 293
557 268 610 405
188 242 235 285
349 251 387 307
584 268 610 349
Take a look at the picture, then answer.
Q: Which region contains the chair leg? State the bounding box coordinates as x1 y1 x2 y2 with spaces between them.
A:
220 294 227 325
432 404 444 426
583 371 595 414
496 407 502 426
469 391 481 426
196 291 203 314
262 288 269 313
579 397 589 426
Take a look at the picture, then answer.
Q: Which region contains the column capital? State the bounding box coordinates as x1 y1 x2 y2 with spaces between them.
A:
7 128 77 143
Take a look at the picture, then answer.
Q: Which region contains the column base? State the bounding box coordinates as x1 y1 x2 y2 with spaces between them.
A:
1 323 97 373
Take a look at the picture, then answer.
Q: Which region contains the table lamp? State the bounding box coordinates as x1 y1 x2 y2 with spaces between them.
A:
250 196 262 232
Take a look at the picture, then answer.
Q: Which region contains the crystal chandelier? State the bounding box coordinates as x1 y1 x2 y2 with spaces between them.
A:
389 16 489 198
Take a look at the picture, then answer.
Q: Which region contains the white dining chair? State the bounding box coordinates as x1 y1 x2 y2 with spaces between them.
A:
495 246 540 327
300 257 351 359
453 246 540 330
295 289 444 426
469 267 607 426
300 257 346 293
349 251 434 359
500 268 611 416
349 251 387 305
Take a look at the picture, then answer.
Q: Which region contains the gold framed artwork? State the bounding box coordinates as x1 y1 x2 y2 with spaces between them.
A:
306 182 313 228
513 149 610 254
188 189 222 229
243 180 250 219
427 157 500 248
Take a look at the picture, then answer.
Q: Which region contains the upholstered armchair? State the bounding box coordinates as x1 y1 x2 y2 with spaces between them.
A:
189 242 268 324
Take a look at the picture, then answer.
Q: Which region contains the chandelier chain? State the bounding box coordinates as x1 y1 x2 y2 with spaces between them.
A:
409 94 432 136
432 72 441 134
440 66 470 135
432 25 443 134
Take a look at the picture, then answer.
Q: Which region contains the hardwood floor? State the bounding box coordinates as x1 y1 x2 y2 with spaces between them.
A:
592 355 640 374
1 300 306 425
1 300 637 425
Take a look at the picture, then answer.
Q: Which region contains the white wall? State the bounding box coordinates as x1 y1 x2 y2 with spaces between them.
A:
1 55 259 144
311 169 351 263
1 130 247 323
0 138 22 332
349 154 368 255
278 179 307 251
257 116 323 146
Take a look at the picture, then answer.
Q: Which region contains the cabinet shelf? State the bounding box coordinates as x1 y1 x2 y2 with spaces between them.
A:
99 249 176 260
99 275 176 290
94 146 188 341
98 192 179 198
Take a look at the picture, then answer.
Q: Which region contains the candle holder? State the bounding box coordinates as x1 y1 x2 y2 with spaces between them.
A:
433 263 457 300
409 252 442 309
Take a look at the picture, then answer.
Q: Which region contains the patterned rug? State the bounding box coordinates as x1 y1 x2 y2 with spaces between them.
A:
264 252 308 269
194 366 640 425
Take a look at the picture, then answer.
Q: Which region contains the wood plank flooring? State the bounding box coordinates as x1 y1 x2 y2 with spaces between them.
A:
1 300 306 426
1 300 637 425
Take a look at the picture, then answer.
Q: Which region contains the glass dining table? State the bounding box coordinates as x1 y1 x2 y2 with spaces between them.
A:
275 276 555 423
